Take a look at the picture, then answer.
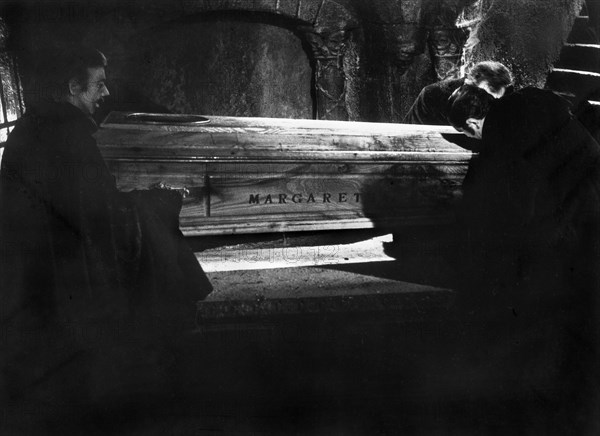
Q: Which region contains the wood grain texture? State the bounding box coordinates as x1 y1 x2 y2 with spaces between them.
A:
179 213 452 236
98 112 469 160
97 112 472 235
209 174 365 217
106 160 208 191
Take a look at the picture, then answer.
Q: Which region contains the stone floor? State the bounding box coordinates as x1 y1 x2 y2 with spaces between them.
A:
154 230 570 435
8 230 582 435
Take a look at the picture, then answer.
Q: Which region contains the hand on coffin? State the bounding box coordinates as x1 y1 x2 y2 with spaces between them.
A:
150 181 190 198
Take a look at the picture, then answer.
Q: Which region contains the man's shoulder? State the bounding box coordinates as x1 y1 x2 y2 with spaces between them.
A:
420 77 465 97
405 77 465 125
5 113 40 150
491 87 571 120
505 87 569 108
22 101 96 133
6 102 96 158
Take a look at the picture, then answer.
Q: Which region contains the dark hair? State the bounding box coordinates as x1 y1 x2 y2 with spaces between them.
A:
34 45 107 102
447 84 495 130
466 61 512 93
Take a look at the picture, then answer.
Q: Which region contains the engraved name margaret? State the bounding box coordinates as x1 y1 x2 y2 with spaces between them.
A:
249 192 361 205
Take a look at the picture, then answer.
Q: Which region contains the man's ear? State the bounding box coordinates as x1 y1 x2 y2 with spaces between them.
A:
466 118 484 138
466 118 478 128
68 78 82 96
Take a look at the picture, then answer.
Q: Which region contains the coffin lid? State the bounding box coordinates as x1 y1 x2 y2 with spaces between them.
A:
97 111 471 162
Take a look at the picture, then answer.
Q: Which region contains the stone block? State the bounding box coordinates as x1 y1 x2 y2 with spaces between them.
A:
546 68 600 101
556 43 600 73
198 265 454 320
182 0 278 14
361 0 424 25
315 0 358 30
381 23 427 63
297 0 323 24
276 0 301 19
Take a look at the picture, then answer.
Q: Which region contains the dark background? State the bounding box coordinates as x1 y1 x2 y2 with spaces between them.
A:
1 0 582 125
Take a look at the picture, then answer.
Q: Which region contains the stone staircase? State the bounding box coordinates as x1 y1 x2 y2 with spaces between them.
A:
546 2 600 120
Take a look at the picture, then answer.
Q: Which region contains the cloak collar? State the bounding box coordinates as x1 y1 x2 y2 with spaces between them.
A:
26 100 98 134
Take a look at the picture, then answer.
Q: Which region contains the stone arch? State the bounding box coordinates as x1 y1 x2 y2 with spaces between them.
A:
180 0 361 120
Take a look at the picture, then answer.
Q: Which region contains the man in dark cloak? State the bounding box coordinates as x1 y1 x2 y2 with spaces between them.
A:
0 46 212 431
448 84 600 434
404 61 513 126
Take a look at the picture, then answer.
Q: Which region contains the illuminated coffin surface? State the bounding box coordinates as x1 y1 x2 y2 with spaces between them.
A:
97 112 472 236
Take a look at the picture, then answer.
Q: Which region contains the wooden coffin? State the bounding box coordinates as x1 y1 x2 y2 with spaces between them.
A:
96 112 472 236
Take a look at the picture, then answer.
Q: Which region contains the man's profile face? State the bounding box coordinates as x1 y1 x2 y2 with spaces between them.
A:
71 66 109 115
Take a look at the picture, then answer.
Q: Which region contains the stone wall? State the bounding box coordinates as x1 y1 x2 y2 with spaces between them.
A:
127 15 313 119
0 0 583 124
356 0 475 122
2 3 315 121
462 0 585 88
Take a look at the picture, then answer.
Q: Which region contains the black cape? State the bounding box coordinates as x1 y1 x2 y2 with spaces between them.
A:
456 88 600 431
404 77 465 125
0 101 212 406
403 77 482 151
459 88 600 304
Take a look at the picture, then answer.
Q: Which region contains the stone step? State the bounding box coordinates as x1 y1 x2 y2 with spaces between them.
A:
568 16 598 44
554 91 577 103
196 233 396 273
554 90 600 104
197 264 454 322
195 231 456 322
556 43 600 72
545 68 600 103
551 92 600 141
